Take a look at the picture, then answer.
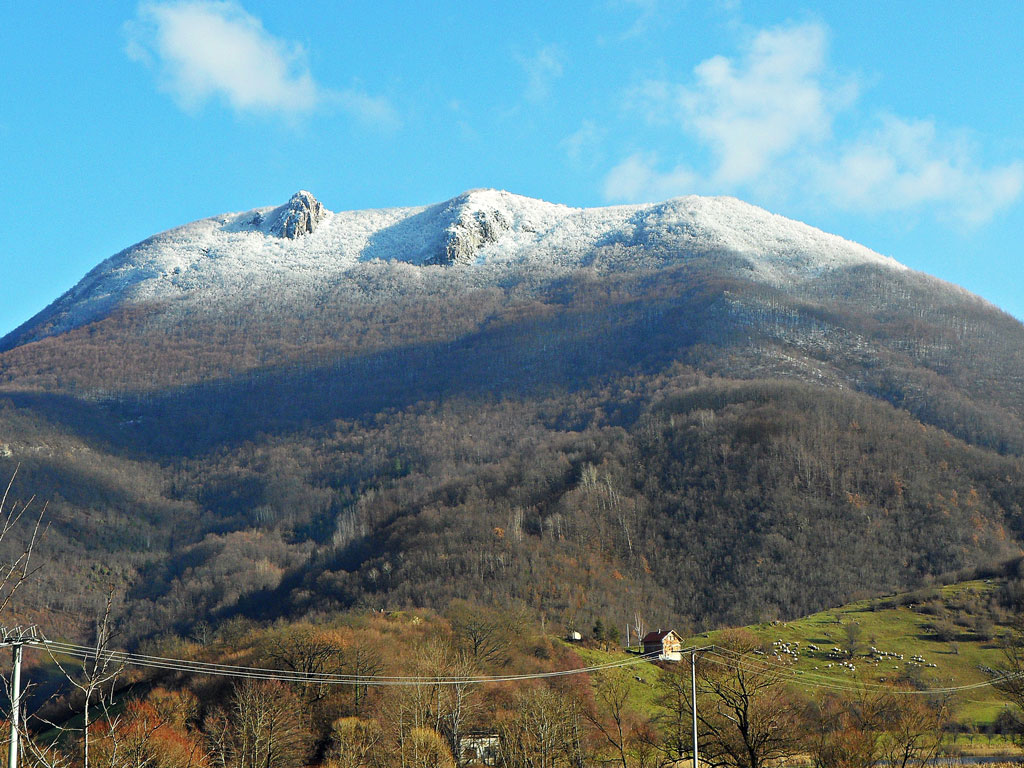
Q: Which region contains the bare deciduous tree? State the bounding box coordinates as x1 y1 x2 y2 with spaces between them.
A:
326 716 384 768
840 621 864 660
876 689 949 768
379 641 476 768
498 687 585 768
207 679 310 768
341 640 384 715
0 466 47 614
993 617 1024 729
631 612 646 651
648 663 697 766
804 688 888 768
585 675 632 768
694 631 804 768
447 600 520 667
41 590 126 768
265 626 343 702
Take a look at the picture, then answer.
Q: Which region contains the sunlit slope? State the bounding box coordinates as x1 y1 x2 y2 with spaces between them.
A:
694 578 1017 724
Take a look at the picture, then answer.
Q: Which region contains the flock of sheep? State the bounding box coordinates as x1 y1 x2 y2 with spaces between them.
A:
754 638 939 675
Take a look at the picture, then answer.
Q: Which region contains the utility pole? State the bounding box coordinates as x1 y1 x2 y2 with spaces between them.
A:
691 649 699 768
1 626 38 768
9 642 21 768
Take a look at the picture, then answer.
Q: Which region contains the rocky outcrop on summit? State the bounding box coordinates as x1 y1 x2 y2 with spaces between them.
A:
429 202 512 266
271 191 326 239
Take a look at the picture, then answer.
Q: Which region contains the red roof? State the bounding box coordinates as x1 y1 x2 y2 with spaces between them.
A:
641 629 678 643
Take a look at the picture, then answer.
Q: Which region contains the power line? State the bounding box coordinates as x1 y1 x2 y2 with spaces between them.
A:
2 628 1013 768
22 637 672 687
5 631 1020 696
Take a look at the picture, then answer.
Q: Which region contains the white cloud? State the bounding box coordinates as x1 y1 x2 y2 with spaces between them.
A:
127 1 400 128
604 21 1022 225
634 22 850 186
562 120 603 166
603 153 697 202
616 0 661 39
816 116 1024 225
519 45 565 103
127 1 318 114
333 88 402 131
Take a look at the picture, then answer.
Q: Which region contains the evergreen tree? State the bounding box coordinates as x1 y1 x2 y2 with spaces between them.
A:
606 624 621 649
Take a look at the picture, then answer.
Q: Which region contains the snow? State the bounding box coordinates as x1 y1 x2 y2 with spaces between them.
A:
15 189 908 341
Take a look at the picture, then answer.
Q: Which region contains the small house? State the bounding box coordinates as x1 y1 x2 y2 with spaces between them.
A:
642 629 684 661
565 630 583 642
459 731 500 766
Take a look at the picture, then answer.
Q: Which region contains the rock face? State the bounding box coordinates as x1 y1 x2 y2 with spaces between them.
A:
430 205 511 266
271 191 326 238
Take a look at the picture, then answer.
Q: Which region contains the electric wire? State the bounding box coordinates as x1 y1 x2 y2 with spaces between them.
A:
40 642 664 685
23 638 671 687
7 635 1021 695
40 638 664 680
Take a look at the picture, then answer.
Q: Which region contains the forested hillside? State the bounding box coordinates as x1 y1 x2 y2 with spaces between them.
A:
18 575 1024 768
0 192 1022 645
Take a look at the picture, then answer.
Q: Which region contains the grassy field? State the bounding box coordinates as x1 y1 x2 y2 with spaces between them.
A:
691 579 1012 725
570 578 1022 732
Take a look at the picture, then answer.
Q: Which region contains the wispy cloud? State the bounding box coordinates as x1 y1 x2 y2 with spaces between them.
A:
679 22 849 185
333 88 401 131
611 22 851 193
605 21 1022 225
127 1 317 114
562 120 604 167
518 44 565 103
126 1 399 128
616 0 661 39
603 153 696 201
815 116 1024 225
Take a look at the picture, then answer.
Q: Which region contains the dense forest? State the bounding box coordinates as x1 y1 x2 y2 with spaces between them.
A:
0 252 1022 647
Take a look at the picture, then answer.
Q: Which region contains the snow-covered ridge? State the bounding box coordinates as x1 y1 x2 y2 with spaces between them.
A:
5 189 907 345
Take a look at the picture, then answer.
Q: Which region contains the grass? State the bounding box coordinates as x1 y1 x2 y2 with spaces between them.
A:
687 579 1016 725
565 577 1022 732
568 643 664 713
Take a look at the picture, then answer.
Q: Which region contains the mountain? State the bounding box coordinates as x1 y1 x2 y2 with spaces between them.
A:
0 189 1022 642
2 188 903 351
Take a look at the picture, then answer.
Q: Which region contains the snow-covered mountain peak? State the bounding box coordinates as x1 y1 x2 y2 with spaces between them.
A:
628 194 903 280
2 189 912 348
428 189 570 265
447 188 571 220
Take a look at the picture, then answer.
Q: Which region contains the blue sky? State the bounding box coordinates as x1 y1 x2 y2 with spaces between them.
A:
2 1 1023 335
